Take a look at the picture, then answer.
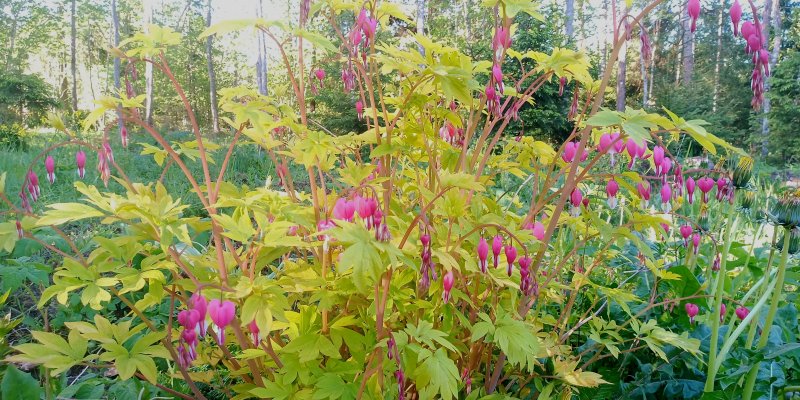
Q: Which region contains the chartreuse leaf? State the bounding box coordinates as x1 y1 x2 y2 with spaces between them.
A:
330 222 391 293
7 330 88 376
36 202 105 226
554 358 609 388
414 348 459 400
404 321 459 353
313 374 357 400
631 319 701 362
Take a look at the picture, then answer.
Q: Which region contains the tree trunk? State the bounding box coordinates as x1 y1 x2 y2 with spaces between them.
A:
6 17 17 71
760 0 781 158
712 0 725 112
205 0 219 133
71 0 78 111
416 0 427 56
144 0 154 126
565 0 575 43
601 0 609 75
256 0 268 96
681 5 695 85
616 6 628 111
112 0 122 137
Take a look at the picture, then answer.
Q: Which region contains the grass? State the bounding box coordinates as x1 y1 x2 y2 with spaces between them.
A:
0 129 293 216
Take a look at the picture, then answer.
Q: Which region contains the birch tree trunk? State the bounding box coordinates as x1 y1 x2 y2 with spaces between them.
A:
565 0 575 43
712 0 725 112
143 0 154 126
71 0 78 111
256 0 268 96
416 0 427 56
681 5 695 85
205 0 219 133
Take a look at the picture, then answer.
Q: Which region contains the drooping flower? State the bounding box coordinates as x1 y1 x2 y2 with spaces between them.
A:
208 299 236 345
27 170 40 201
686 176 696 204
442 270 454 303
692 233 701 255
697 177 715 203
356 100 364 120
532 221 545 241
562 141 578 163
16 220 23 239
518 256 533 296
178 309 201 330
45 156 55 184
741 21 756 43
606 178 619 209
558 76 567 96
735 306 749 320
120 124 128 149
687 0 701 33
626 139 647 168
491 235 502 269
661 184 672 211
492 26 511 61
333 198 356 222
570 188 583 216
76 150 86 179
653 146 665 169
719 303 727 323
712 253 721 272
730 0 742 37
637 182 651 206
315 68 326 80
190 293 209 337
686 303 699 324
492 63 504 94
504 245 517 276
477 237 489 273
680 225 693 247
248 320 260 346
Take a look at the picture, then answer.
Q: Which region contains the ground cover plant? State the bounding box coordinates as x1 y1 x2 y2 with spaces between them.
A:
0 0 798 399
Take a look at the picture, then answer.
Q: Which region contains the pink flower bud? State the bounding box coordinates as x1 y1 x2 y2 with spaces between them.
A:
687 0 700 33
680 225 693 247
730 0 742 37
719 303 727 323
606 178 619 209
692 233 701 255
442 270 454 303
27 170 40 201
570 188 583 207
712 254 721 271
492 63 504 94
746 33 761 53
685 303 699 324
178 309 200 329
661 184 672 207
637 182 651 202
16 220 23 239
562 141 578 163
248 320 260 346
558 76 567 96
491 235 502 269
315 68 326 80
477 237 489 273
76 150 86 179
741 21 755 42
504 244 517 276
420 233 431 247
120 124 128 148
356 100 364 120
653 146 664 168
45 156 56 184
686 176 696 203
735 306 749 320
532 221 545 241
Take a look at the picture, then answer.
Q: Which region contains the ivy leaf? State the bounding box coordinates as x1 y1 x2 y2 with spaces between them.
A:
414 348 459 400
